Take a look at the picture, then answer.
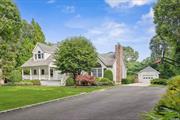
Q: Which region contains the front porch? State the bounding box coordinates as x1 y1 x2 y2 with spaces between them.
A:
22 66 65 81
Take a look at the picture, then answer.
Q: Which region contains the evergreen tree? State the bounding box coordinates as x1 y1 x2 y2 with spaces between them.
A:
0 0 21 79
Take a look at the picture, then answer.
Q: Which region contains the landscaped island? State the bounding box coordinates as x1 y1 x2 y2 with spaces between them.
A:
0 86 105 112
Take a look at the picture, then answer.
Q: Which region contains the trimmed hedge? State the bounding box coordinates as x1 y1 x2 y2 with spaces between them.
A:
96 77 114 86
122 75 135 84
104 70 113 81
4 80 41 86
151 78 168 85
145 75 180 120
66 77 75 86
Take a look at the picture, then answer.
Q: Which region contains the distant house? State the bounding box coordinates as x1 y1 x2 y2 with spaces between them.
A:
137 66 160 84
21 43 126 86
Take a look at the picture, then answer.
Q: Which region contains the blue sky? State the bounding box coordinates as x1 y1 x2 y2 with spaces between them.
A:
14 0 157 61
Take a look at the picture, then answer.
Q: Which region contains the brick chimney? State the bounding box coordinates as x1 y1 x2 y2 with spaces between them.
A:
115 43 123 84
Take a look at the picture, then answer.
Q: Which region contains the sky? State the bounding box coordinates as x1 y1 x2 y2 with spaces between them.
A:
14 0 157 61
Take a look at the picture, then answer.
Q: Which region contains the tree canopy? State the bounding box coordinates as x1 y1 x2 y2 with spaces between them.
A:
55 36 97 82
149 0 180 76
0 0 21 79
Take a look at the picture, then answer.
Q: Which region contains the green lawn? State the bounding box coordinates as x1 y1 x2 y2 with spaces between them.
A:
0 86 104 111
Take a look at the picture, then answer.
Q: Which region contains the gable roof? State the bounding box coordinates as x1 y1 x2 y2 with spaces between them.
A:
35 43 57 53
98 52 115 67
138 66 160 74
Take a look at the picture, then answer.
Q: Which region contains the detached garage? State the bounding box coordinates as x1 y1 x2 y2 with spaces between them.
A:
138 66 160 84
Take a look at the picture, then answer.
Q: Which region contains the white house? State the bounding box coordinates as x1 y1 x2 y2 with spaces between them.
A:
21 43 126 86
137 66 160 84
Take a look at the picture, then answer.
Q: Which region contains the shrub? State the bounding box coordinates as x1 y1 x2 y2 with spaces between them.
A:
104 70 113 81
96 78 114 86
66 77 75 86
151 78 168 85
14 81 33 86
145 75 180 119
31 80 41 85
122 75 135 84
8 69 22 82
76 74 95 86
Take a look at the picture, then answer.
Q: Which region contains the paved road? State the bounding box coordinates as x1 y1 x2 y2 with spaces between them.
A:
0 86 166 120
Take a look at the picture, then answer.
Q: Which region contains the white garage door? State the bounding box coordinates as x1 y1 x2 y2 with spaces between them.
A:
139 76 154 84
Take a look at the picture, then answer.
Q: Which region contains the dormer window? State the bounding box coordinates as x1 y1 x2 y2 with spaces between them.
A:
35 51 44 60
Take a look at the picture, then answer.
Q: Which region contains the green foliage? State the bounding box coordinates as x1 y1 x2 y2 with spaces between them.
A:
145 75 180 119
55 36 97 79
122 75 135 84
30 80 41 86
31 19 45 44
96 78 114 86
150 0 180 76
123 46 139 63
104 70 113 81
14 81 34 86
0 0 21 79
150 78 168 85
8 69 22 82
66 77 75 86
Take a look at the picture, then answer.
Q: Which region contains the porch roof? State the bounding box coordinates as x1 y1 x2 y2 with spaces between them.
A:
21 55 54 67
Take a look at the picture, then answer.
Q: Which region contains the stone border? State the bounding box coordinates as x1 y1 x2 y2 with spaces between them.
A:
0 87 113 114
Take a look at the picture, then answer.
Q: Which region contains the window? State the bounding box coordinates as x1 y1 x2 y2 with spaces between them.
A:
33 69 37 75
97 68 102 77
50 69 53 77
38 51 41 59
91 68 102 77
35 54 37 60
41 69 45 75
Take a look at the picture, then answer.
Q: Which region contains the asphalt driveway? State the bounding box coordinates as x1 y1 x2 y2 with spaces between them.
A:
0 86 166 120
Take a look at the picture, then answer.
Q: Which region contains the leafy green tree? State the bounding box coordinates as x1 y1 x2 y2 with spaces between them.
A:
154 0 180 75
31 19 45 44
0 0 21 80
123 46 139 63
55 36 97 84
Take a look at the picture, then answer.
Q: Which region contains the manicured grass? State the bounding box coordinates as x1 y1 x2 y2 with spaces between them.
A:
0 86 104 111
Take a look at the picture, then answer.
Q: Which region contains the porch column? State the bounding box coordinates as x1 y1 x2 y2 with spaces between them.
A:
102 68 104 78
30 68 32 80
38 67 41 80
48 66 50 80
22 68 24 80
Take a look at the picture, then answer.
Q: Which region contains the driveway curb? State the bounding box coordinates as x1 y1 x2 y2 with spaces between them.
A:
0 86 114 114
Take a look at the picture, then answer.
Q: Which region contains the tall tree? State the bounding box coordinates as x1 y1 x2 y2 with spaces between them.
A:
0 0 21 79
55 36 97 84
154 0 180 75
123 46 139 63
31 19 45 44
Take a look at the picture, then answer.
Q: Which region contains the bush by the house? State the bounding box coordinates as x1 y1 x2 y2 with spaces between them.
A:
14 81 34 86
76 74 95 86
4 80 41 86
96 77 114 86
8 69 22 82
122 75 135 84
145 75 180 120
151 78 168 85
66 77 75 86
104 70 113 81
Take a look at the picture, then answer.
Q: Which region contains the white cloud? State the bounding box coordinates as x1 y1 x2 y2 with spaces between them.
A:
47 0 56 4
62 6 75 13
105 0 156 8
